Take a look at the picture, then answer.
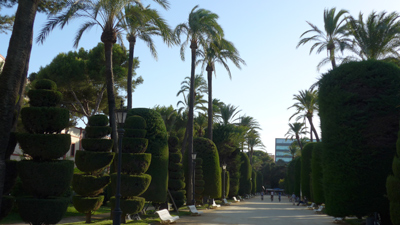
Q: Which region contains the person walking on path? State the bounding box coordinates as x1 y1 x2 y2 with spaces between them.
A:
261 190 264 200
271 191 274 202
278 192 281 202
291 193 296 205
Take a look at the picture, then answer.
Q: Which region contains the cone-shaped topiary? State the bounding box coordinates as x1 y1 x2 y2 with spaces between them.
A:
194 158 205 204
16 79 74 225
387 131 400 225
301 142 315 201
256 171 263 193
238 152 252 196
168 135 186 208
311 143 324 205
294 157 301 197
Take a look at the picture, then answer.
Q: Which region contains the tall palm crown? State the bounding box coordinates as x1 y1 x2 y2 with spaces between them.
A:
288 89 319 142
246 130 264 165
174 5 223 204
285 122 308 150
219 104 241 125
196 38 246 140
346 11 400 60
297 8 350 70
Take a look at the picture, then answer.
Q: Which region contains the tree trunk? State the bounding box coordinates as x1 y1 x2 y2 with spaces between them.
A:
0 0 39 212
206 64 213 140
85 213 91 223
127 37 136 109
330 48 336 69
296 134 303 150
103 41 118 153
307 116 320 142
187 40 197 205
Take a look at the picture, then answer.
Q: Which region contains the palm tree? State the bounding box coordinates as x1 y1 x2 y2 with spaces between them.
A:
285 122 308 150
176 74 208 114
119 4 174 109
246 130 265 165
196 38 246 140
194 113 207 137
346 11 400 60
288 141 300 160
288 89 320 142
174 5 223 204
297 8 350 70
219 104 241 125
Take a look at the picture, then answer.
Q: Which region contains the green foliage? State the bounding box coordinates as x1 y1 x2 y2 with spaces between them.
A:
256 171 263 193
294 157 301 197
387 131 400 225
88 115 109 127
168 136 179 149
125 116 146 129
111 174 152 197
169 153 182 164
387 176 400 202
124 129 146 138
169 179 186 190
116 153 151 175
168 136 185 207
0 196 14 220
311 142 324 205
72 196 104 214
75 151 115 173
28 90 62 107
319 60 400 218
122 138 148 153
194 137 221 198
301 142 315 200
85 126 112 138
34 79 57 90
169 163 183 172
285 160 296 195
393 157 400 177
169 171 184 179
238 152 252 196
18 160 74 198
127 108 169 203
110 197 145 215
194 158 204 204
390 203 400 225
72 174 110 196
17 134 71 161
17 197 69 225
3 160 18 195
82 139 113 152
21 107 69 134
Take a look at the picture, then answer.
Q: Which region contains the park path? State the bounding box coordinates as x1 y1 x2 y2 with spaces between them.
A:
178 196 334 225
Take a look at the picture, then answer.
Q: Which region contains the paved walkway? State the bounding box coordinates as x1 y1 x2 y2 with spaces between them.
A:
177 197 333 225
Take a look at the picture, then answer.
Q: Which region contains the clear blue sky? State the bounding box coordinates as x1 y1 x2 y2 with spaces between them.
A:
1 0 399 155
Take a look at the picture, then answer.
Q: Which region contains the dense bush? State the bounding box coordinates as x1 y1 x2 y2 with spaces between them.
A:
111 174 152 197
85 126 112 138
72 174 110 196
256 171 263 193
127 108 169 203
28 90 62 107
116 153 151 174
110 196 145 217
88 115 109 127
301 142 315 200
319 60 400 220
34 79 57 90
121 138 148 153
238 152 252 196
73 196 104 214
169 153 182 164
17 134 71 160
3 160 18 195
125 116 146 129
81 139 113 152
311 142 324 205
18 160 74 198
21 107 69 134
294 157 301 197
0 196 14 221
124 129 146 138
387 131 400 225
252 170 257 195
74 151 115 173
194 138 221 199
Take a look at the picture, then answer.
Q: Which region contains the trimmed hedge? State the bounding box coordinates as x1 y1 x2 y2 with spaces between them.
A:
319 60 400 218
168 136 179 149
28 90 62 107
301 142 315 200
311 142 324 205
194 138 221 198
169 153 182 164
88 115 109 127
111 174 152 197
238 152 252 196
82 139 113 152
72 174 110 196
3 160 18 195
110 196 145 215
256 171 263 193
252 170 257 195
127 108 169 203
72 195 104 214
17 134 71 161
125 116 146 130
294 157 301 197
169 171 184 180
75 151 115 173
122 138 148 153
21 107 69 134
169 179 186 190
18 160 74 198
169 163 183 172
124 129 146 138
387 131 400 225
85 126 112 138
114 153 151 175
17 197 69 225
34 79 57 90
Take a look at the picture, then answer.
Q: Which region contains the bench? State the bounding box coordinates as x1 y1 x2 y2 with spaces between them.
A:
188 205 203 216
307 202 316 210
314 205 324 213
210 199 220 209
333 217 344 223
238 196 245 201
222 198 232 205
155 209 179 224
232 197 240 203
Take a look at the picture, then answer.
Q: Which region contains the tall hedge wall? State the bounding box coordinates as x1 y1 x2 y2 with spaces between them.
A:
386 131 400 225
127 108 169 203
251 170 257 194
256 171 263 193
285 160 296 195
294 157 301 197
238 152 252 196
193 138 221 199
301 142 315 200
311 142 324 205
319 60 400 220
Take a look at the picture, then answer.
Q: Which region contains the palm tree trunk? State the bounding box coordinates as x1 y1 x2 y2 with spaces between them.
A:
187 40 197 204
103 41 118 153
127 37 136 109
206 64 213 140
307 116 320 142
0 0 40 212
296 134 303 150
330 48 336 69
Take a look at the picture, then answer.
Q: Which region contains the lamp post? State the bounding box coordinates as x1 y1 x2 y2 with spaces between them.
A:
222 162 227 199
113 103 127 225
192 153 197 205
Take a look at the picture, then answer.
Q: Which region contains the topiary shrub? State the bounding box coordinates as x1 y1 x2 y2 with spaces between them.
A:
111 174 152 197
168 135 185 208
252 170 257 195
256 171 263 193
311 142 324 205
110 196 145 220
28 89 62 107
124 129 146 138
294 157 301 197
194 137 221 199
20 107 69 134
0 196 14 221
121 138 148 153
74 151 115 173
17 134 71 160
114 153 151 174
3 160 18 195
169 153 182 164
127 108 168 203
387 130 400 225
17 197 69 225
301 142 315 201
319 60 400 220
194 158 205 205
73 196 104 221
85 126 112 138
88 115 109 127
81 139 113 152
125 116 146 130
34 79 57 90
72 174 110 196
238 152 252 196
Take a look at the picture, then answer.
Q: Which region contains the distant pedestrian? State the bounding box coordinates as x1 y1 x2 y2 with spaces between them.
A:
261 191 264 200
271 191 274 201
278 192 281 202
291 193 296 205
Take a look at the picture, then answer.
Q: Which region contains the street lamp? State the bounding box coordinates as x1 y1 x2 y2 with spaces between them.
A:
192 153 197 205
222 162 227 199
113 102 127 225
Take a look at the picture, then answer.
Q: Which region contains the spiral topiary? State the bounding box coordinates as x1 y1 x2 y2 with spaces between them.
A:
168 135 186 208
194 158 205 205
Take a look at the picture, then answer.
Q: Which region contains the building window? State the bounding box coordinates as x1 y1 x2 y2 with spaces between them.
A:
70 144 75 157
